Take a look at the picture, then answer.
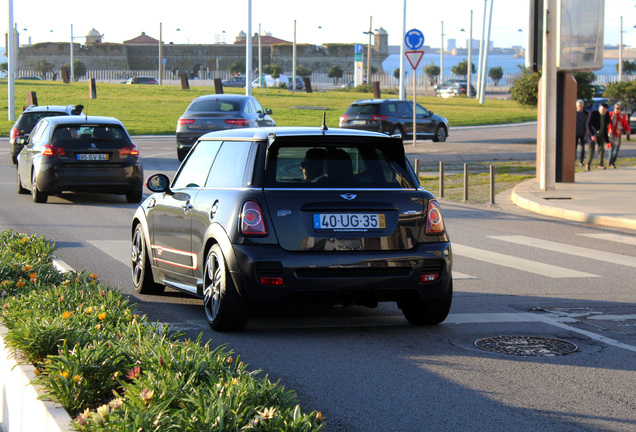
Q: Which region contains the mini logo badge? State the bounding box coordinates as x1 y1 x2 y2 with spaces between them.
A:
90 143 97 149
340 193 357 200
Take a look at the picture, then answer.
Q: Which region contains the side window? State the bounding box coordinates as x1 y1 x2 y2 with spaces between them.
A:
172 140 222 189
205 141 253 188
398 102 413 117
30 121 48 145
382 103 398 116
415 104 429 117
252 99 264 114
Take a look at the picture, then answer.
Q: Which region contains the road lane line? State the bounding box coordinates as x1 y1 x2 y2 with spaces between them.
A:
490 235 636 268
452 243 599 278
577 233 636 246
453 272 477 280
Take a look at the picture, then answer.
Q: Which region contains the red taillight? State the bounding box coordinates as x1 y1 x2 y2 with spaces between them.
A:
425 200 445 235
225 118 250 126
371 114 389 121
41 144 66 157
10 128 19 140
260 276 284 286
121 145 139 156
420 274 440 283
240 201 267 236
339 115 348 123
178 118 195 126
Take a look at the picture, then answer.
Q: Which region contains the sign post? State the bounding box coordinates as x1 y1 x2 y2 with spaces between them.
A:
354 44 364 87
405 29 424 147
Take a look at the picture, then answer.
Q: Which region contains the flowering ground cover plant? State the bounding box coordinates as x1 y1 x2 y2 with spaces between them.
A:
0 230 323 431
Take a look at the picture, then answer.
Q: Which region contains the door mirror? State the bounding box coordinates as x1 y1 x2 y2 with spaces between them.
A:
146 173 171 194
265 108 273 115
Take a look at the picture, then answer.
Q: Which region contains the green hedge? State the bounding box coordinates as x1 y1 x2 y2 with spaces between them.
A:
0 230 323 431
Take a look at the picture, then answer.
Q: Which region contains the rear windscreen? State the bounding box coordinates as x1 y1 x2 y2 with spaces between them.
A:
343 104 380 116
265 142 415 189
188 100 240 113
19 112 68 130
53 125 130 149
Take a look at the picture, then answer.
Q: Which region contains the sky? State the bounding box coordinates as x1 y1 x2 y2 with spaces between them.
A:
2 0 635 50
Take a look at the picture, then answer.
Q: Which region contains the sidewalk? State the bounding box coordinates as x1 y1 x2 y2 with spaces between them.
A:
511 166 636 231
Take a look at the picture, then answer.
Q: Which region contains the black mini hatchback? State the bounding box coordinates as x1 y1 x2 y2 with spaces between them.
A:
131 127 452 331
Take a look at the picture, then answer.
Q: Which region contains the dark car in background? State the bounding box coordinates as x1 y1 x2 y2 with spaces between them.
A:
126 76 158 85
435 81 476 98
131 127 452 331
16 115 143 204
339 98 449 142
9 104 83 164
222 75 247 87
175 94 275 161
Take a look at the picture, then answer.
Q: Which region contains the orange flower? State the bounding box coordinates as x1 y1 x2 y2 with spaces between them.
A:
98 312 107 321
16 278 25 288
22 237 28 243
60 371 70 379
22 264 33 272
90 273 98 280
62 311 71 319
29 273 37 283
73 375 81 384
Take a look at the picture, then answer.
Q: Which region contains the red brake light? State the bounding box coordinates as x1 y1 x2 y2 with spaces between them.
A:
240 201 267 236
121 145 139 156
41 145 66 157
426 200 445 235
10 128 19 139
371 115 389 121
225 118 250 126
178 118 195 126
340 115 348 122
260 277 284 286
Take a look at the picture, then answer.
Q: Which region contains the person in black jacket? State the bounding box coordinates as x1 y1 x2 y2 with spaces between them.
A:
585 103 610 171
575 99 588 166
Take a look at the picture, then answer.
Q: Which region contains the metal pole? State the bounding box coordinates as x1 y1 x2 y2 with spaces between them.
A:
292 20 297 90
70 24 74 82
540 0 557 191
367 16 372 84
480 0 494 105
399 0 406 99
414 159 420 180
477 0 487 101
467 10 473 98
440 21 444 86
489 165 495 204
439 162 445 198
8 0 15 121
463 163 469 201
246 0 252 96
158 22 162 85
258 24 262 87
413 64 417 146
619 16 623 82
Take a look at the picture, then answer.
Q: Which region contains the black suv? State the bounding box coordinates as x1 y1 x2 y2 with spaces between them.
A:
9 104 83 164
339 99 449 142
131 126 453 331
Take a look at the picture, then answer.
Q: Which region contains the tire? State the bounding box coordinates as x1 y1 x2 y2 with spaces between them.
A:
17 169 29 195
11 154 18 165
177 147 189 162
390 125 404 138
31 171 48 203
433 125 447 143
131 224 165 294
203 244 249 331
126 189 143 204
401 281 452 325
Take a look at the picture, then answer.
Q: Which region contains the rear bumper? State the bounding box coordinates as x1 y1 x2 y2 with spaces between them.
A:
36 162 143 194
229 242 452 306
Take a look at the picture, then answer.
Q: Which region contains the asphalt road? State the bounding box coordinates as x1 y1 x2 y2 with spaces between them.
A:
1 129 635 431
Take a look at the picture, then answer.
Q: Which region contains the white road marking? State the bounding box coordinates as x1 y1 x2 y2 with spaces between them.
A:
452 243 599 278
88 240 130 267
491 235 636 268
577 233 636 246
453 272 477 280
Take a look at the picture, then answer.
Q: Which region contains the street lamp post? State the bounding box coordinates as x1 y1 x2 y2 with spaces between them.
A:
619 16 623 82
363 16 373 84
293 20 297 90
440 21 445 86
158 22 163 85
468 11 473 98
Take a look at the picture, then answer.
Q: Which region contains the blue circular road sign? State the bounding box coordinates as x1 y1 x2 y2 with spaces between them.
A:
405 29 424 50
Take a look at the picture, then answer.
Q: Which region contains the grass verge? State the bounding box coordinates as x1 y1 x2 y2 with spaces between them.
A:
0 80 537 136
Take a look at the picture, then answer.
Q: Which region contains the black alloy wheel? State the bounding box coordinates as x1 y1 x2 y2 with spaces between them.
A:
203 244 249 331
131 224 164 294
31 171 48 203
433 125 447 142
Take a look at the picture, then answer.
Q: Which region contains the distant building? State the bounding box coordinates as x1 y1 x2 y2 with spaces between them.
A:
447 39 456 51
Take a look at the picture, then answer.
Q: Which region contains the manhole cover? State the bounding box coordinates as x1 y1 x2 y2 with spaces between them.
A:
475 336 578 357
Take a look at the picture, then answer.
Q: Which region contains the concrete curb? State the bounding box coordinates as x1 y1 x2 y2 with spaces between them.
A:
0 326 73 432
511 179 636 231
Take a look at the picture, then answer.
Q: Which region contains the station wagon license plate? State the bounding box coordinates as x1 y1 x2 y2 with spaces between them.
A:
313 213 385 230
77 153 109 161
350 120 366 125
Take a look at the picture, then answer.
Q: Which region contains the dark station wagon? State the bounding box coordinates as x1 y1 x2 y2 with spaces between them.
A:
131 126 453 331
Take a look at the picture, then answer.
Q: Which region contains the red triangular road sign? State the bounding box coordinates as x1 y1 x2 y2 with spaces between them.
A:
405 51 424 70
